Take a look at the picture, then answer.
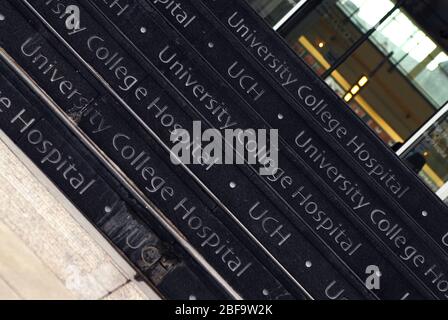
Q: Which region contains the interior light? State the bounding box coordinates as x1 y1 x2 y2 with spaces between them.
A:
351 85 360 95
344 93 353 102
358 76 369 87
318 42 325 48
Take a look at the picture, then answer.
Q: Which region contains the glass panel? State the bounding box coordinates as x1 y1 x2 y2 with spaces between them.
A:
246 0 304 26
402 109 448 195
365 9 448 109
284 0 365 68
330 37 437 143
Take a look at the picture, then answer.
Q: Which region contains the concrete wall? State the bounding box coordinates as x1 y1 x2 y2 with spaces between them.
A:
0 137 158 300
